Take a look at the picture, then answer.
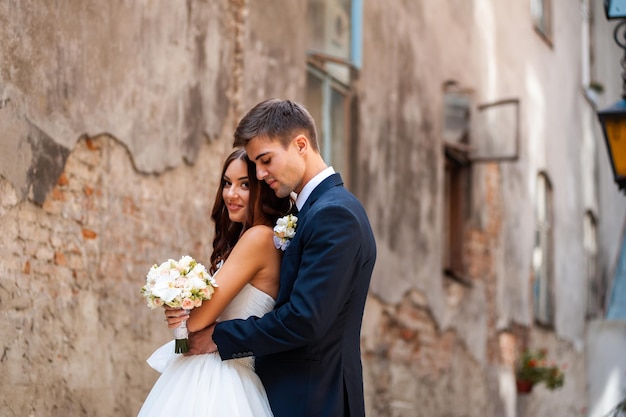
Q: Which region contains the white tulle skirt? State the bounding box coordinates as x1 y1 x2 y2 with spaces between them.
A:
137 341 273 417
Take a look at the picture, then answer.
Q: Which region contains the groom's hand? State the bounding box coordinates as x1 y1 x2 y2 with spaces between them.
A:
186 324 218 356
163 306 189 328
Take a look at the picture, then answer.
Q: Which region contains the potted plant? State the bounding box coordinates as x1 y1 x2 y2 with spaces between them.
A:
515 348 565 394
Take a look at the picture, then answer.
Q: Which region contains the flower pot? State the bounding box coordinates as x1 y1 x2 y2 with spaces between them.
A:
516 379 534 394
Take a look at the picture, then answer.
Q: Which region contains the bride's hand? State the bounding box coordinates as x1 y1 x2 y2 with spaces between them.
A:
163 306 189 328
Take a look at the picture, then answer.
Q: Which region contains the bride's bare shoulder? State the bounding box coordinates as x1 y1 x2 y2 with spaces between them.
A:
239 225 274 244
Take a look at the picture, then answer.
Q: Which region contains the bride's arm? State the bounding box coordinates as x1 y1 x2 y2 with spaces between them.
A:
185 225 275 333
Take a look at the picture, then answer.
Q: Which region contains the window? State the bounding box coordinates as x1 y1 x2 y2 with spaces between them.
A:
584 211 602 318
443 149 470 282
306 67 351 178
305 0 361 184
531 0 553 43
581 0 603 101
442 87 472 283
533 173 554 326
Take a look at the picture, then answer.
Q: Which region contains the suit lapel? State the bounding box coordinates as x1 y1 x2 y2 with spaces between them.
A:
297 173 343 218
276 173 344 303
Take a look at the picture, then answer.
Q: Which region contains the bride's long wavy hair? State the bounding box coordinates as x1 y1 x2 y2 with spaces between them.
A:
209 148 291 274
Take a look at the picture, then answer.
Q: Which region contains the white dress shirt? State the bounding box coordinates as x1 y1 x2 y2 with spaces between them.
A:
294 166 335 212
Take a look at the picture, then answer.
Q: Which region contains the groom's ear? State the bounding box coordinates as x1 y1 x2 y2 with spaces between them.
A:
293 134 308 155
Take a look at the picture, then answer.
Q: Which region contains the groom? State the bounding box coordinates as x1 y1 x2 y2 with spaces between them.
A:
197 98 375 417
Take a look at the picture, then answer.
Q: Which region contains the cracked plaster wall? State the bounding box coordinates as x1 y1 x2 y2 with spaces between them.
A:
0 0 232 196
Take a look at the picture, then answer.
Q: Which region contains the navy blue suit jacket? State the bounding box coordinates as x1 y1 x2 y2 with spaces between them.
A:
213 173 376 417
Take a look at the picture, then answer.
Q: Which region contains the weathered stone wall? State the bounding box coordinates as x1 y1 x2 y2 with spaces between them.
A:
356 0 591 416
0 1 244 415
1 135 232 416
0 0 233 178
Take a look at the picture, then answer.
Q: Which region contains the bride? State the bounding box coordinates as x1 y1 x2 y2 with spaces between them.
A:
137 148 291 417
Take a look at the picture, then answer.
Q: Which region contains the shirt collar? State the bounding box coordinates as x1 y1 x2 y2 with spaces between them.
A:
294 166 335 211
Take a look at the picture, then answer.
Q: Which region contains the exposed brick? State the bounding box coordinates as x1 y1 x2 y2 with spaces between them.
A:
57 172 69 186
85 138 99 151
51 187 66 202
81 229 97 239
499 331 517 368
54 252 67 266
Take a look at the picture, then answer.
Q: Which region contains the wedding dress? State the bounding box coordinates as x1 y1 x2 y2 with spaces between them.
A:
137 283 275 417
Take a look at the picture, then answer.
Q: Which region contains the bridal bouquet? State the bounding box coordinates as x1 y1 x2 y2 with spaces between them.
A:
141 255 218 353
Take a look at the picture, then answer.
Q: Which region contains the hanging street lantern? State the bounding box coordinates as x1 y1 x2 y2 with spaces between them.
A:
597 2 626 193
597 100 626 193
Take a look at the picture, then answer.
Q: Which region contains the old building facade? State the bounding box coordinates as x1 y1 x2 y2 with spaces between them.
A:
1 1 625 416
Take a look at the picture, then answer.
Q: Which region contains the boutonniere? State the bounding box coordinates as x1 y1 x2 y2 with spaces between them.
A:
273 214 298 251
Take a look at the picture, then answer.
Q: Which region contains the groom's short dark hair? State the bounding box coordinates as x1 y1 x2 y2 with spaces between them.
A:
233 98 319 151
